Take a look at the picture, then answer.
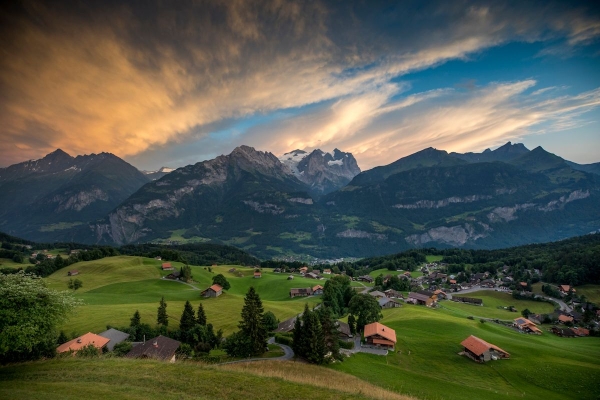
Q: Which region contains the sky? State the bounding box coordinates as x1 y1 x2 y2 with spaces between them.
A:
0 0 599 171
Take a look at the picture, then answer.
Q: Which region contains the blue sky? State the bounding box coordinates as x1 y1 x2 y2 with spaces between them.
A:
1 0 599 170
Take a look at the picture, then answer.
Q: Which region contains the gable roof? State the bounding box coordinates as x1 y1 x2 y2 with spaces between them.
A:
364 322 396 343
312 285 323 291
290 287 312 295
125 335 180 361
57 332 110 353
98 328 130 351
337 321 352 337
408 292 431 302
558 315 574 323
206 284 223 293
368 290 386 298
378 297 400 307
460 335 509 356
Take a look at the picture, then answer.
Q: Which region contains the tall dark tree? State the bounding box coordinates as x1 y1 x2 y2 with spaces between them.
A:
212 274 231 290
302 308 325 364
292 310 305 358
157 297 168 327
262 311 279 332
196 303 207 326
181 265 193 283
130 310 141 327
348 294 382 331
238 287 268 355
317 306 340 361
179 301 196 332
347 314 357 335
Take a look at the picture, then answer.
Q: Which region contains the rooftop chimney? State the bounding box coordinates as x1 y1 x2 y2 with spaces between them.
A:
77 338 82 343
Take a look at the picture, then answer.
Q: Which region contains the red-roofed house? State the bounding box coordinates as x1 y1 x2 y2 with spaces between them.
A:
312 285 324 295
162 263 174 271
201 284 223 298
558 314 574 324
56 332 110 354
364 322 396 349
559 285 575 294
514 317 542 334
460 335 509 363
254 271 262 278
571 327 590 337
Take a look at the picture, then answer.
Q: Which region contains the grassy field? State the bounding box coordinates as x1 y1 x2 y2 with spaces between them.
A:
442 291 556 320
425 255 444 262
330 305 600 400
45 257 320 335
0 258 33 269
0 358 412 400
576 284 600 304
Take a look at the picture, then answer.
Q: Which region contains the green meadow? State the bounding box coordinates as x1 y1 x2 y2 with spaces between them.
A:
45 256 320 335
576 284 600 305
330 305 600 400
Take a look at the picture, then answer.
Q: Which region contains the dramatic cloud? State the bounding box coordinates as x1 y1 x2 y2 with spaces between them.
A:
0 0 599 167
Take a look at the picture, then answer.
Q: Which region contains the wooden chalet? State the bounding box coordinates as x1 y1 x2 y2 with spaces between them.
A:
407 292 434 307
460 335 509 363
368 290 386 299
451 296 483 306
558 315 574 324
559 285 575 294
254 271 262 278
201 284 223 298
513 317 542 334
161 263 174 271
290 287 313 298
165 270 181 280
364 322 396 349
384 289 403 299
67 270 79 276
312 285 324 295
359 275 374 283
125 335 181 362
305 272 321 279
379 297 402 309
550 326 576 337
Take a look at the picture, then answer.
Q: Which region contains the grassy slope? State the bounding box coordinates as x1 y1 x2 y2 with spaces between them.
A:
442 291 555 320
45 257 319 335
576 284 600 304
0 258 33 269
0 358 406 400
330 306 600 400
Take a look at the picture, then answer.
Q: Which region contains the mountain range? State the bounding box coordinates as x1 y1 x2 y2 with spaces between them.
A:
1 142 599 259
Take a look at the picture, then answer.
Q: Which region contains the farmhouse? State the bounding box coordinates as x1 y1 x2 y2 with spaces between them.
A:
384 289 403 299
290 287 313 298
558 315 574 324
305 272 321 279
513 317 542 334
201 284 223 298
98 328 130 351
451 296 483 306
312 285 324 295
550 326 576 338
126 335 181 362
67 270 79 276
571 327 590 337
165 270 181 280
407 292 434 307
368 290 386 299
254 271 262 278
433 289 447 299
460 335 509 363
323 269 332 275
161 263 174 271
364 322 396 349
299 267 308 274
359 275 374 283
559 285 575 294
379 297 402 309
57 332 110 354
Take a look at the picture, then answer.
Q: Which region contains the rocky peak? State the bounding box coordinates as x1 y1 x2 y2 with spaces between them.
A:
450 142 529 163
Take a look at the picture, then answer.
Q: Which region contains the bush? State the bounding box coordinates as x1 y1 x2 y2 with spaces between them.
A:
76 344 101 358
480 319 486 324
338 340 354 350
112 341 132 356
274 334 293 346
467 316 474 320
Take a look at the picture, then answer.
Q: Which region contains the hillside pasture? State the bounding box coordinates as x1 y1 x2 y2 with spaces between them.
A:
0 258 33 269
576 284 600 305
330 306 600 400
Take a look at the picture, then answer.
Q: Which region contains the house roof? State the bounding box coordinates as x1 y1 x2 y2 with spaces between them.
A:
560 285 571 291
460 335 509 357
125 335 181 361
161 263 173 269
369 290 386 298
364 322 396 343
57 332 110 353
408 292 431 302
571 327 589 336
378 297 400 307
290 287 312 295
558 315 574 323
98 328 130 351
312 285 323 291
274 316 297 333
514 317 542 333
337 321 352 337
202 284 222 294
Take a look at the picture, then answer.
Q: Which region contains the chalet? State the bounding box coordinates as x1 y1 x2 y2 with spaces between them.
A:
98 328 130 351
449 279 457 285
254 271 262 278
550 326 576 338
407 292 434 307
312 285 324 295
161 263 174 271
201 284 223 298
460 335 509 363
384 289 403 299
287 275 294 280
165 270 181 280
57 332 110 354
359 275 374 283
67 270 79 276
274 316 297 333
451 296 483 306
559 285 575 294
290 287 313 298
337 321 353 340
364 322 396 349
323 269 332 275
368 290 386 299
558 315 574 324
513 317 542 334
305 272 321 280
519 282 528 289
471 272 488 284
299 267 308 274
571 327 590 337
125 335 180 362
480 279 496 288
418 290 437 301
379 297 402 309
273 268 281 273
433 289 447 300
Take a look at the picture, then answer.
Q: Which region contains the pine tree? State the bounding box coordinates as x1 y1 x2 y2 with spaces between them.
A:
179 300 196 332
238 287 268 355
292 304 309 358
302 309 325 364
197 302 207 326
317 306 340 361
130 310 141 327
157 297 168 327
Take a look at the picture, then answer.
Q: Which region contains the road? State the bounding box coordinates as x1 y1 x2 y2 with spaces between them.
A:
215 337 294 366
448 286 571 312
160 276 200 290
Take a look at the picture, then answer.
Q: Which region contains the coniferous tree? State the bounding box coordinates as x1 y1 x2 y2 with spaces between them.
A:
302 309 325 364
130 310 141 327
196 303 207 326
179 301 196 332
348 314 357 335
157 297 168 327
238 287 268 355
317 306 340 361
292 310 305 358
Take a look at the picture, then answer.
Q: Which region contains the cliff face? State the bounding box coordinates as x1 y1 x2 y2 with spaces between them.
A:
279 148 360 196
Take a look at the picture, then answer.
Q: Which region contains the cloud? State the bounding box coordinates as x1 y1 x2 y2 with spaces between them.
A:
0 0 599 167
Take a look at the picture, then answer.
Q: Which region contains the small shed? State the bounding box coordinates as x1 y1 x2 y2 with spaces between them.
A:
461 335 509 363
68 270 79 276
201 284 223 298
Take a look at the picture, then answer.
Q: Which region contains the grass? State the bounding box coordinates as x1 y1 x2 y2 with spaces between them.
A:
576 284 600 304
0 358 399 400
442 291 555 320
151 229 210 244
0 258 33 269
425 255 443 262
45 257 320 335
330 306 600 400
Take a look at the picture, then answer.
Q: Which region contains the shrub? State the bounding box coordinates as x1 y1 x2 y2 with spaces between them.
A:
467 316 474 320
338 340 354 350
112 341 132 357
274 334 293 346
